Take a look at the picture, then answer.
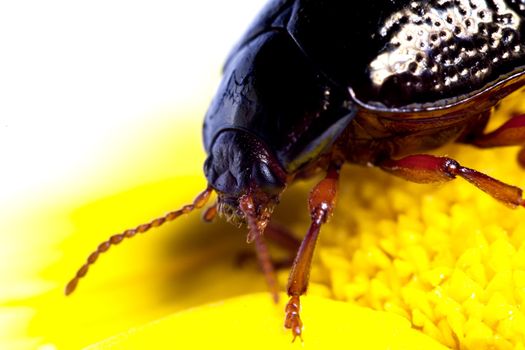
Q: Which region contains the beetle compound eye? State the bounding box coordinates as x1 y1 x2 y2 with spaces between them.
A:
65 187 213 295
251 162 286 196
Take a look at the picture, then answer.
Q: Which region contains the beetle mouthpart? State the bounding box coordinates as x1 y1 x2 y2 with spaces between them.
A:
238 194 270 243
65 187 213 296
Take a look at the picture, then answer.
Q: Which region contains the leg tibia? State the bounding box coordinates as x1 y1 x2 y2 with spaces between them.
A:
284 165 340 341
380 154 524 208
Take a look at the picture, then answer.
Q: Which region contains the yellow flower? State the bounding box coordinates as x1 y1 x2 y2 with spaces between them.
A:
3 93 525 350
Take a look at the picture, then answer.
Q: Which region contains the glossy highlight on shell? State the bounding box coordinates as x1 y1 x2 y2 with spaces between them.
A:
283 0 525 109
369 0 525 107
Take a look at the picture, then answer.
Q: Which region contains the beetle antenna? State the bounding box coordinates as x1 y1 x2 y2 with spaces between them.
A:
65 186 213 296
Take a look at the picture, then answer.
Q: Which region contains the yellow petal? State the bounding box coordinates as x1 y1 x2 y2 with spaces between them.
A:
86 293 448 350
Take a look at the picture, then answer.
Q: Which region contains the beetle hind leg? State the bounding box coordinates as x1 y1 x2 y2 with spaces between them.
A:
285 164 341 341
380 154 525 208
464 113 525 168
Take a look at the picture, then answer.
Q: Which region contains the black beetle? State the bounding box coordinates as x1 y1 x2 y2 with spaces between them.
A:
67 0 525 340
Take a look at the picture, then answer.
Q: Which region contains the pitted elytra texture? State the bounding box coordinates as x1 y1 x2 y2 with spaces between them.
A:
370 0 524 105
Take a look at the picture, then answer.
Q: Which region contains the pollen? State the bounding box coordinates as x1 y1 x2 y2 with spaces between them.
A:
309 94 525 349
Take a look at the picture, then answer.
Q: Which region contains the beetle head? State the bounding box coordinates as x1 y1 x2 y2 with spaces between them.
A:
204 129 287 239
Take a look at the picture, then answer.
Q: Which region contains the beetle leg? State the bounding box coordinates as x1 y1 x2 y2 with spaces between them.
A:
285 164 340 341
239 195 280 303
466 113 525 167
234 223 299 273
265 223 301 254
253 231 280 303
380 155 525 208
469 113 525 147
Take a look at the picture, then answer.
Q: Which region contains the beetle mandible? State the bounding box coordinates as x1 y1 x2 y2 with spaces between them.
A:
66 0 525 340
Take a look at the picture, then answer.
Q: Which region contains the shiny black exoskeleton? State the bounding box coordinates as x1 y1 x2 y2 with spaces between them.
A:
200 2 525 336
203 0 525 220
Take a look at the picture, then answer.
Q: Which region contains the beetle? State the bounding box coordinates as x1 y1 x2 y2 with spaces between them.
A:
66 0 525 340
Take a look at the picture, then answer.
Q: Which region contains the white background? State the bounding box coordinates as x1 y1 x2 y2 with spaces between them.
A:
0 0 268 205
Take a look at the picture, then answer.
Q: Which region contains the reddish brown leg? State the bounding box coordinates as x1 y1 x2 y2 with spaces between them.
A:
253 232 280 303
239 195 279 303
470 113 525 148
285 164 340 341
264 223 302 269
265 223 301 254
466 113 525 167
233 223 299 285
234 223 300 269
380 155 525 208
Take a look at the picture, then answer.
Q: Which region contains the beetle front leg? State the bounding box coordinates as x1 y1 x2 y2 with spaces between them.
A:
285 164 340 341
265 223 301 254
262 223 301 269
380 155 525 208
234 223 300 271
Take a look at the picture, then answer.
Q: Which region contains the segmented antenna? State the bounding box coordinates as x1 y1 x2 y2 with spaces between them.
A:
65 187 213 295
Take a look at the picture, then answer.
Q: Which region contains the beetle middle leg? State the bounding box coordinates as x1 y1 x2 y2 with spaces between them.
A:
379 154 525 208
285 163 341 341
